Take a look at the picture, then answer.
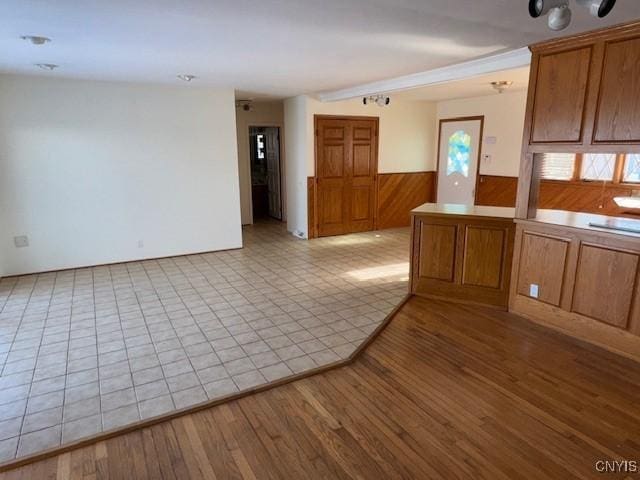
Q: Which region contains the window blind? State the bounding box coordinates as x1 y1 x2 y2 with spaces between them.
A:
538 153 576 180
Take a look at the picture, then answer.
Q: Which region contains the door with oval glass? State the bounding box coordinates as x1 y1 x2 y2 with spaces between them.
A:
437 116 483 205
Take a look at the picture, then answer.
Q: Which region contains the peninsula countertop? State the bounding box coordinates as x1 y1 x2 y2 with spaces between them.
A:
410 203 516 220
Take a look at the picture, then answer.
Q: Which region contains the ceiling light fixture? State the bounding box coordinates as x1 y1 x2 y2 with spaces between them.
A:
491 81 513 93
547 4 572 30
575 0 617 17
363 95 390 107
21 35 51 45
35 63 58 71
177 74 196 82
235 100 253 112
528 0 616 31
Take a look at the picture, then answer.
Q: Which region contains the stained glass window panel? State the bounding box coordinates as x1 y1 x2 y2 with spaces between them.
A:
623 154 640 183
446 130 471 177
580 153 615 181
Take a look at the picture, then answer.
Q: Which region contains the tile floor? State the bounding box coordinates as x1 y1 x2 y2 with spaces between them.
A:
0 221 409 462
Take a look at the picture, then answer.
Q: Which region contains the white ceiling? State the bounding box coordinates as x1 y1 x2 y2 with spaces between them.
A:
394 66 531 102
1 0 639 98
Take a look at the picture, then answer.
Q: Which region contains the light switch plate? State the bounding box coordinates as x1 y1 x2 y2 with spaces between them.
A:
14 235 29 248
529 284 539 298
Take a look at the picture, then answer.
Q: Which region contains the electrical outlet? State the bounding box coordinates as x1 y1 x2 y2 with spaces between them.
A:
529 284 539 298
14 235 29 248
137 240 144 248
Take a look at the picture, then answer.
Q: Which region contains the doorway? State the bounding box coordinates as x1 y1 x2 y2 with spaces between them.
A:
313 115 379 237
249 126 282 221
436 116 484 205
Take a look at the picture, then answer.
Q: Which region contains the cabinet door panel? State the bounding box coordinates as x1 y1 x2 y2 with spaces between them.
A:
572 245 639 328
419 224 456 282
593 37 640 143
531 47 592 144
516 233 568 306
462 227 505 289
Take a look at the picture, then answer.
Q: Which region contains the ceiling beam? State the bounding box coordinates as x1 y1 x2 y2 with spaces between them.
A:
317 47 531 102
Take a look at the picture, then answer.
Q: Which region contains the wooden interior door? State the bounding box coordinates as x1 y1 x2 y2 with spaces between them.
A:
315 116 378 237
264 127 282 220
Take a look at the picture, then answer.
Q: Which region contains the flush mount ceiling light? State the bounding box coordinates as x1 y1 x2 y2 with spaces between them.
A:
21 35 51 45
177 74 196 82
35 63 58 71
528 0 616 30
363 94 390 107
491 81 513 93
235 100 253 112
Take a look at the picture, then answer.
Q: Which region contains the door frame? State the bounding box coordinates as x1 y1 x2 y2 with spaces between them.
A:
435 115 484 205
246 124 285 223
311 114 380 239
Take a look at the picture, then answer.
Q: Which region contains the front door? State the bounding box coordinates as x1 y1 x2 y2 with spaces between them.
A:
437 117 483 205
315 116 378 237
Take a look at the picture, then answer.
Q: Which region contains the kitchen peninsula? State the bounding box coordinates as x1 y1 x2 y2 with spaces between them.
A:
409 203 516 310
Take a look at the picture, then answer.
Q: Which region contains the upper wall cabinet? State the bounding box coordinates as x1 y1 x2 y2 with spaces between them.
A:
593 36 640 144
530 47 592 144
525 21 640 151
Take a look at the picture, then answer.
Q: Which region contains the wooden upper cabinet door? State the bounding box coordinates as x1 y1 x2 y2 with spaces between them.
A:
593 37 640 143
530 47 593 144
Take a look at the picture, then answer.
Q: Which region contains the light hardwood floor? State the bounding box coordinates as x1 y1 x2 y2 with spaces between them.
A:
1 295 639 479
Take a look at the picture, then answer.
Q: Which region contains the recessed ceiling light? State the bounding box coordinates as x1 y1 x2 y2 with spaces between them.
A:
35 63 58 71
21 35 51 45
177 74 196 82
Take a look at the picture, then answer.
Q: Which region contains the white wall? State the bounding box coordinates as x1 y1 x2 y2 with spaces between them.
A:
0 75 242 276
283 96 309 238
235 101 285 225
436 90 527 177
305 97 437 174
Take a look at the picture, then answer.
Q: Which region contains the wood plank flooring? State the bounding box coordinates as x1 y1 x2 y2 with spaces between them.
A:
1 296 639 479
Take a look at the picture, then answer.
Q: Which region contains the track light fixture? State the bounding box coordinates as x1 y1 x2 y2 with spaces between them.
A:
528 0 616 30
35 63 58 71
21 35 51 45
363 95 390 107
177 74 196 82
575 0 617 18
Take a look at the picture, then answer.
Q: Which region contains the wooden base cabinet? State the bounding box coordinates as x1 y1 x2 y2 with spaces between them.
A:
510 220 640 362
410 208 515 310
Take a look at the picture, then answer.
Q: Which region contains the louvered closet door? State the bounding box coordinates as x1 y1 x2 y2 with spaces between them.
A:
316 117 378 237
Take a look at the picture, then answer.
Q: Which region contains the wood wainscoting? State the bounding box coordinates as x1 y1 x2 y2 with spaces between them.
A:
538 180 640 217
475 175 518 207
308 171 435 237
476 174 640 218
376 172 435 229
